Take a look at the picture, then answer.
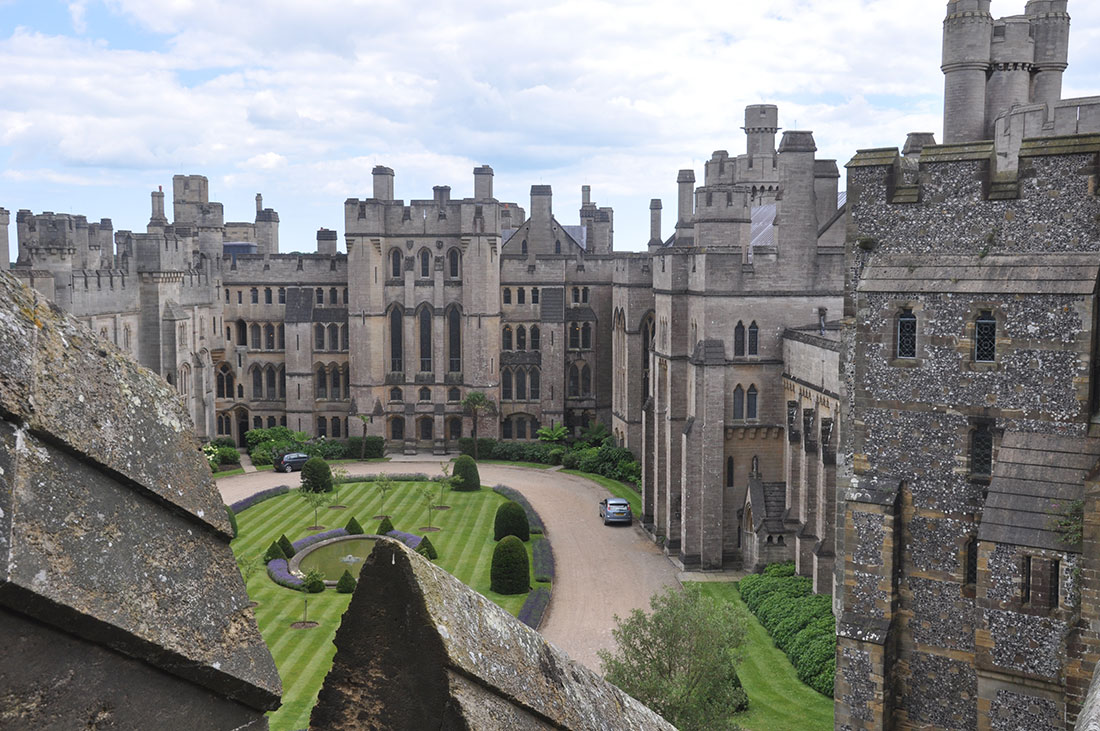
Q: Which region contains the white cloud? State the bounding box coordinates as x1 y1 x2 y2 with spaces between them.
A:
243 152 287 170
68 0 89 33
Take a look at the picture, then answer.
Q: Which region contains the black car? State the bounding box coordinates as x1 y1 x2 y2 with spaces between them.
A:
274 452 310 473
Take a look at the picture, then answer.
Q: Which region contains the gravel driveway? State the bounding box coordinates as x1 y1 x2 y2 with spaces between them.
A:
218 458 681 672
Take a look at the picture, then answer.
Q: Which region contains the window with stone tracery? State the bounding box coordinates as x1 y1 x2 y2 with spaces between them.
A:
975 311 997 363
897 309 917 359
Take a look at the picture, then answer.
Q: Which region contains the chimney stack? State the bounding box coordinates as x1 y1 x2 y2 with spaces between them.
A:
473 165 494 200
649 199 663 248
373 166 395 201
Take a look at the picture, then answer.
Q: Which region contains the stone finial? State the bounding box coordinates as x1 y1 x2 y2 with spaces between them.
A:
903 133 938 157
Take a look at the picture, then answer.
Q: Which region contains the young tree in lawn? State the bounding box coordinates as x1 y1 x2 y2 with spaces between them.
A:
460 391 496 460
419 485 436 531
374 475 395 519
598 585 748 731
354 413 373 459
436 462 457 508
300 489 335 530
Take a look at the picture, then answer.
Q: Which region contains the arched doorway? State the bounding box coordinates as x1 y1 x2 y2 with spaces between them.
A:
236 408 250 448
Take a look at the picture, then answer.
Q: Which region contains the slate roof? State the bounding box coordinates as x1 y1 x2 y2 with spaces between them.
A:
980 431 1100 552
859 254 1100 295
750 204 777 249
747 474 787 533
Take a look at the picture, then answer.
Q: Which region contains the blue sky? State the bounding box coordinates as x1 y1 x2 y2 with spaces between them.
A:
1 1 1098 254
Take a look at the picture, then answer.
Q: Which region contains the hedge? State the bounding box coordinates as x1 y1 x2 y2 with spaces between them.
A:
377 516 395 535
738 562 836 697
459 432 642 489
490 536 530 595
532 536 555 583
452 455 481 492
494 501 530 542
230 484 290 513
301 457 334 493
417 535 438 560
266 558 304 591
517 587 551 629
346 435 386 459
491 485 545 534
345 516 364 535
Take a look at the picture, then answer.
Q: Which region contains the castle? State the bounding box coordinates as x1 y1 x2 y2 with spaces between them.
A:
5 1 1100 728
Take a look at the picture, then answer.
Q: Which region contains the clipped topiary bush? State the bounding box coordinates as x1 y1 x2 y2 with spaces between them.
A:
345 516 364 535
417 535 438 560
278 534 296 559
225 504 238 538
336 570 357 594
301 456 334 493
264 540 286 563
303 570 325 594
494 500 530 542
490 535 530 595
452 454 481 492
378 516 395 535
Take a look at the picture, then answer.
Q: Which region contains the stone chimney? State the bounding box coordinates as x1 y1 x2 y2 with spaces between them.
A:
433 186 451 206
530 185 552 222
149 189 168 232
649 199 663 248
473 165 494 200
676 170 695 226
582 185 592 207
317 228 338 256
813 160 840 226
0 208 8 268
373 166 395 201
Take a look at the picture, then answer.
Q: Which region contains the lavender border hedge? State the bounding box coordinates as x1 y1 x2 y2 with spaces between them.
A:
492 485 545 534
532 535 555 583
266 558 305 591
292 528 349 553
386 530 424 551
517 587 551 629
230 484 290 514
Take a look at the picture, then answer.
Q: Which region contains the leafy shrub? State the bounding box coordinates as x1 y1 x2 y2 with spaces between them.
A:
215 446 241 466
336 570 357 594
303 569 326 594
307 440 348 461
452 455 481 492
548 448 565 466
517 587 551 628
278 534 296 559
560 448 585 470
490 535 530 595
377 516 395 535
417 535 438 560
301 457 334 493
225 505 238 538
458 437 497 459
211 436 237 449
532 536 555 583
264 540 286 563
492 485 545 534
230 485 291 513
246 426 305 452
266 558 304 590
346 435 386 459
494 500 530 542
764 561 797 578
345 516 364 535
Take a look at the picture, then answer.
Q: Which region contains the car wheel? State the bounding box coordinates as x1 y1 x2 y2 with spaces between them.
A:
283 464 292 473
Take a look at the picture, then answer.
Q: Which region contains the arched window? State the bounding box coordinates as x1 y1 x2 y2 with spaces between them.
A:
449 417 462 440
278 324 286 350
582 287 589 303
420 249 431 278
328 324 339 352
390 387 403 402
420 417 433 441
448 249 460 278
733 386 745 420
572 287 580 304
314 324 325 351
391 249 403 278
265 366 277 400
252 368 263 399
516 369 527 401
250 323 261 349
391 417 404 441
332 417 341 438
279 367 286 398
521 240 528 255
503 288 512 305
278 287 286 304
315 287 324 305
217 363 234 399
331 367 342 398
517 326 527 351
236 319 247 346
518 288 526 304
734 321 745 357
569 323 580 349
448 387 461 402
502 326 513 351
329 287 338 305
748 322 759 356
516 416 527 440
568 365 580 397
532 288 539 304
975 311 997 363
726 456 734 487
390 308 403 372
419 308 432 372
897 309 917 359
264 287 272 304
531 326 540 351
316 367 328 399
747 385 758 419
419 386 431 401
502 369 513 400
530 367 541 400
581 365 592 396
341 324 349 351
555 240 561 254
965 536 978 586
448 307 461 372
250 287 259 304
581 323 592 349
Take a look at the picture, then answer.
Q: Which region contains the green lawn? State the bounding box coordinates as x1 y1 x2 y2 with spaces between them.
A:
562 470 642 516
689 582 834 731
232 481 546 731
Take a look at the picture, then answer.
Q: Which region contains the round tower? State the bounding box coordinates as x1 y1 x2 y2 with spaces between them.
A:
1026 0 1071 110
985 17 1035 138
743 105 779 158
942 0 993 143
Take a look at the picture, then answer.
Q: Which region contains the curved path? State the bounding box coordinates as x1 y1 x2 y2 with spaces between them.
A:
218 457 681 672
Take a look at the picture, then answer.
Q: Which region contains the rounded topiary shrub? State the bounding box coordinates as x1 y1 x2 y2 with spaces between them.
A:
378 516 395 535
494 500 530 542
345 516 364 535
264 540 286 563
490 535 530 595
300 456 334 493
303 574 325 594
417 535 438 560
452 455 481 492
336 570 357 594
278 534 296 559
225 505 238 538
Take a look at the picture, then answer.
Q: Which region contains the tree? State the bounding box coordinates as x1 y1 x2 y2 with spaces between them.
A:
419 485 436 531
598 586 747 731
374 475 395 518
355 414 373 459
536 422 569 443
436 462 456 507
300 488 335 529
461 391 496 459
301 456 333 493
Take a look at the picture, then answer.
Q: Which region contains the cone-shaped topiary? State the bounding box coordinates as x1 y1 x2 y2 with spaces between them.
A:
301 456 334 493
278 533 296 558
417 535 438 560
336 570 357 593
494 500 530 542
378 516 395 535
452 455 481 492
345 516 364 535
491 535 530 595
225 505 238 538
264 540 286 563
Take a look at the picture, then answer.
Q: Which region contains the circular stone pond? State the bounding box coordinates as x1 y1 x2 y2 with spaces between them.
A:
288 535 379 587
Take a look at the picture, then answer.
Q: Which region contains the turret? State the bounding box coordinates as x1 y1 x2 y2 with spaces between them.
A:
942 0 994 143
149 188 168 232
649 199 663 250
255 205 279 256
1026 0 1071 110
0 208 9 268
317 228 338 256
986 17 1035 137
172 175 210 225
373 166 395 201
473 165 494 200
744 105 779 159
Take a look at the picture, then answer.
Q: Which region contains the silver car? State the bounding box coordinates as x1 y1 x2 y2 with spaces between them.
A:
599 497 633 525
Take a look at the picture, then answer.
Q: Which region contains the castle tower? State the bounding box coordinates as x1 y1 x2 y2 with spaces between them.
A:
942 0 994 143
0 208 9 268
985 16 1035 138
1026 0 1071 110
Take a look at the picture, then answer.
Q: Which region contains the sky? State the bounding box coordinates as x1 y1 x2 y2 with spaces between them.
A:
1 1 1099 255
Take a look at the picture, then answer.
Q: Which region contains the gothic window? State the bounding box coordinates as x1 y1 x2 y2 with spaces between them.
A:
502 326 513 351
264 324 275 350
331 367 342 398
316 367 328 399
390 387 403 402
531 326 540 351
503 288 512 304
516 369 527 401
569 323 580 349
341 324 349 351
568 365 580 397
517 417 527 440
448 387 460 402
278 287 286 304
502 369 513 400
317 417 327 437
517 326 527 351
734 321 745 357
267 416 276 428
448 307 461 372
726 456 734 487
327 324 339 351
419 308 432 372
975 311 997 362
733 386 745 420
965 537 978 586
530 368 541 400
236 319 247 346
278 324 286 350
252 369 263 399
449 417 462 440
555 240 561 254
329 287 338 305
1051 559 1061 609
264 287 272 304
582 323 592 349
521 240 528 255
217 364 234 399
748 322 759 356
250 323 261 349
391 417 404 441
532 288 539 304
419 386 431 402
391 249 402 278
419 249 431 278
747 385 758 419
448 249 460 278
390 308 403 372
315 288 324 305
250 287 259 304
225 288 230 303
279 367 286 398
503 417 513 439
572 287 580 304
896 309 917 359
582 287 589 303
971 422 994 477
343 288 349 304
581 365 591 396
266 366 277 400
332 417 341 438
516 288 525 305
314 324 325 351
